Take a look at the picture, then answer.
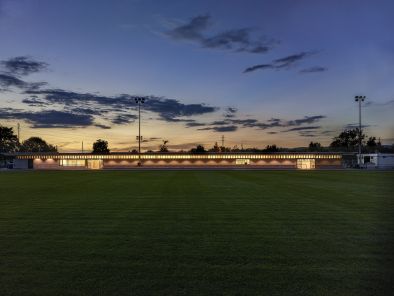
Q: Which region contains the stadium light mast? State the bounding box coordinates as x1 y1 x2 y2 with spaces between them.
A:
135 97 145 165
354 95 366 167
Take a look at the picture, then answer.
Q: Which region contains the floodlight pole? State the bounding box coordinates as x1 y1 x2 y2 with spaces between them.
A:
135 97 145 166
138 101 141 155
355 95 366 168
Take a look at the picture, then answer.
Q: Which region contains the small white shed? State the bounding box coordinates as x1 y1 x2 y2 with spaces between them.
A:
358 153 394 169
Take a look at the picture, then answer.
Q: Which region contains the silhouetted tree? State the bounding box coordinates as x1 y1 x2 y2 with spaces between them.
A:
131 149 138 154
264 145 279 152
190 144 206 153
210 142 220 152
366 137 377 147
20 137 57 152
0 126 19 153
330 128 366 149
159 140 169 152
220 146 230 152
92 139 110 154
308 141 321 151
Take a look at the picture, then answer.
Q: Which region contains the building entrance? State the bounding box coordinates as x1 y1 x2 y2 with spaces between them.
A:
87 160 103 170
296 159 315 169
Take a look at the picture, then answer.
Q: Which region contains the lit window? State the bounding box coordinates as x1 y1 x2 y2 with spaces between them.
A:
297 159 315 169
60 159 86 167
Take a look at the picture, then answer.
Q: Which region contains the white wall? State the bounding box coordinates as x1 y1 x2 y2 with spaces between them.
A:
377 154 394 168
13 159 29 169
33 158 61 169
359 153 394 168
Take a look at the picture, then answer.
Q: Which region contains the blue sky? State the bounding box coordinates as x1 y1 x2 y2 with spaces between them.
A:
0 0 393 151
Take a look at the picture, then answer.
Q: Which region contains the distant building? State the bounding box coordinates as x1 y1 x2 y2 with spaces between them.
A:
8 152 342 170
358 153 394 169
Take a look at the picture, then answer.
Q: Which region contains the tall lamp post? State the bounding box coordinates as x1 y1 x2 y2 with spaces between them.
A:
354 95 366 168
135 97 145 165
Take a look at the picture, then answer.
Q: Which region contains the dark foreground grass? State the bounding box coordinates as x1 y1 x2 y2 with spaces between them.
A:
0 171 393 296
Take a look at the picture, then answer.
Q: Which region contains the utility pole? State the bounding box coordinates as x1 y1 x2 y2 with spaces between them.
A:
221 135 224 148
82 141 84 153
17 123 20 142
135 97 145 165
355 95 366 168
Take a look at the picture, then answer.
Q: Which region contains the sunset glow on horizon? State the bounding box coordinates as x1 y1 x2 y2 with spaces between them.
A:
1 0 393 152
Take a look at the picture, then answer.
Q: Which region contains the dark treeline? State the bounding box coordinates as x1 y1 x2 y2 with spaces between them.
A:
145 128 393 154
150 128 393 154
0 126 57 153
1 125 393 156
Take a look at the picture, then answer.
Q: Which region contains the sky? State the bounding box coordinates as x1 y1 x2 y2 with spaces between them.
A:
0 0 393 152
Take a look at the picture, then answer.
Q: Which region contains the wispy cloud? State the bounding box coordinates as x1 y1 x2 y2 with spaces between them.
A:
1 56 48 76
187 115 326 133
243 51 317 73
226 115 325 129
185 121 207 127
2 56 330 135
94 124 111 129
286 115 325 126
166 15 277 54
0 108 95 128
167 15 210 41
283 126 321 132
344 123 370 129
0 56 48 91
0 55 218 129
321 130 336 135
364 99 394 107
243 64 274 73
224 107 237 118
299 66 327 74
24 89 218 126
0 74 46 92
0 74 27 89
198 125 238 132
298 131 318 137
111 114 138 124
18 82 326 133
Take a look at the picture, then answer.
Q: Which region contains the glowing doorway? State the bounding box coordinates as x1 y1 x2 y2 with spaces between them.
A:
296 159 315 169
87 160 103 170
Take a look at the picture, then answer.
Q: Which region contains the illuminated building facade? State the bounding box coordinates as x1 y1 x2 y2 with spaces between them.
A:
11 152 342 170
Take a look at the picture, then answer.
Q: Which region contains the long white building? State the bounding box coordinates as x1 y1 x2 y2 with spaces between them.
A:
10 152 342 170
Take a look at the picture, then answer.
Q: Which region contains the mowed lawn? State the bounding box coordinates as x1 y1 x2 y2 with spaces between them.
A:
0 171 393 296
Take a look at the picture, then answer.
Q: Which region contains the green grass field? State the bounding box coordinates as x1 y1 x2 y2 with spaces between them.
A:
0 171 393 296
